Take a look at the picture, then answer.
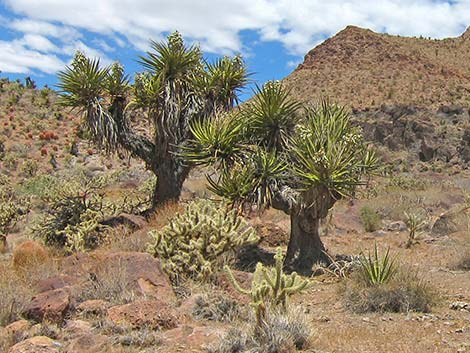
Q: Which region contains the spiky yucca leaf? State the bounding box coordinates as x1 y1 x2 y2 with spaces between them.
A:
183 113 244 168
291 103 377 196
358 244 397 286
57 51 109 107
245 81 301 151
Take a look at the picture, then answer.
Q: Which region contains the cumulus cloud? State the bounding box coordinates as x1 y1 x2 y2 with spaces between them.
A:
0 0 469 74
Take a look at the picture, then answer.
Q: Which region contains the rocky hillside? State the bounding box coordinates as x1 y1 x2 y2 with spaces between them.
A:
284 25 470 109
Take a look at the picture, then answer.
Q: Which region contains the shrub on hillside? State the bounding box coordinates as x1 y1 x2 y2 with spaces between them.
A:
147 199 259 283
360 206 382 232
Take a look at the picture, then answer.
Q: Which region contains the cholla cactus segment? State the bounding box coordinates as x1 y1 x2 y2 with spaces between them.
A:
148 199 259 283
225 247 308 326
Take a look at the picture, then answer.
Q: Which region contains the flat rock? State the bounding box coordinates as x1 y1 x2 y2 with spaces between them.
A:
36 275 81 293
160 325 224 350
386 221 407 232
8 336 61 353
4 320 31 336
107 299 179 330
63 320 92 338
98 252 175 301
25 287 71 323
76 300 109 317
63 334 108 353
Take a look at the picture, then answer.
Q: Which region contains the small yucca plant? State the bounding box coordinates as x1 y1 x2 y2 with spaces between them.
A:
358 244 397 286
404 211 427 248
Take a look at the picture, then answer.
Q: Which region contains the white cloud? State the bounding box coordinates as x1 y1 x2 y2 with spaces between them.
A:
0 40 64 74
1 0 470 74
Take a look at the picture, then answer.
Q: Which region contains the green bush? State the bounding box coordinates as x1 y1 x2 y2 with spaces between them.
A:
360 205 382 232
32 178 108 251
148 199 259 283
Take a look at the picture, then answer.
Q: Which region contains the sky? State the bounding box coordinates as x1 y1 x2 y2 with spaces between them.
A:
0 0 469 101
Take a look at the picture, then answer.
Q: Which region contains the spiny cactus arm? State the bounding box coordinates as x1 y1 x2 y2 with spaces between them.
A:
224 265 252 296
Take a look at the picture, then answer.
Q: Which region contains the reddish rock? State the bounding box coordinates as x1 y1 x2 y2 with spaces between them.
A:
63 334 108 353
60 253 97 277
107 299 179 330
63 320 92 338
98 252 175 301
4 320 31 336
160 325 224 350
76 300 109 317
36 275 80 293
8 336 60 353
25 287 71 322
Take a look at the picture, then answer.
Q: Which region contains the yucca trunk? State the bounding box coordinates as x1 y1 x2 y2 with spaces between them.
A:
151 160 190 208
285 210 329 274
283 187 337 274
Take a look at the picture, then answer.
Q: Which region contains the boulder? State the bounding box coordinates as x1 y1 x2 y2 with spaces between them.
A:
386 221 407 232
36 275 81 293
76 300 109 317
4 320 31 337
63 334 108 353
25 287 72 323
8 336 61 353
63 320 92 338
107 299 179 330
97 252 175 301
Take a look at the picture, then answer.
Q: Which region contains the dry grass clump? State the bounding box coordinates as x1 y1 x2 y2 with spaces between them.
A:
192 293 244 323
92 319 162 349
77 260 135 305
452 245 470 271
208 306 311 353
0 271 33 326
12 240 49 270
343 270 437 313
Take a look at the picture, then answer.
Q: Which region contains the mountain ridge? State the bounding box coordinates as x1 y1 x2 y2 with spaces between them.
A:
284 25 470 109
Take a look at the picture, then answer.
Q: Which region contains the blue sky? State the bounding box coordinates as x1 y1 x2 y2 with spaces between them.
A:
0 0 468 101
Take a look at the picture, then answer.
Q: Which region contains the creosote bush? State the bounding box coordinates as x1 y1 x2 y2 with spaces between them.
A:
148 199 259 283
359 205 382 232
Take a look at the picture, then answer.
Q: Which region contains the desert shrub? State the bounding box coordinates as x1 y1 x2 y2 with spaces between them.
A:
77 260 135 305
148 199 259 283
0 183 30 248
31 177 108 251
452 245 470 271
20 160 39 177
359 206 382 232
344 245 435 313
192 293 243 323
1 152 18 170
343 270 436 313
208 306 311 353
0 269 33 326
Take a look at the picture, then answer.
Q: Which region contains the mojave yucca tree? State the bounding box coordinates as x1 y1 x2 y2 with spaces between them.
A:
58 32 248 208
184 81 379 273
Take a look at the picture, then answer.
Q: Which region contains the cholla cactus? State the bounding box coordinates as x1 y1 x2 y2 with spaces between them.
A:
61 209 102 254
148 199 258 283
225 247 308 327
